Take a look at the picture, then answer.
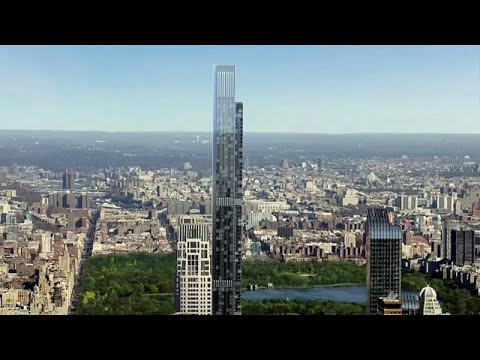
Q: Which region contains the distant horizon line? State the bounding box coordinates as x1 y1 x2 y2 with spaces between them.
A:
1 129 480 136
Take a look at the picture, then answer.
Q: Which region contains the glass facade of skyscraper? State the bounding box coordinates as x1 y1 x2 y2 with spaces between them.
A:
366 208 402 315
212 65 243 315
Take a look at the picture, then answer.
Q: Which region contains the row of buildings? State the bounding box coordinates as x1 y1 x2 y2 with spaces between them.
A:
0 188 86 314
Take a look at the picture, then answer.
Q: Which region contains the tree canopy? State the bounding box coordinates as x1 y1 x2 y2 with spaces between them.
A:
76 253 176 315
242 260 366 288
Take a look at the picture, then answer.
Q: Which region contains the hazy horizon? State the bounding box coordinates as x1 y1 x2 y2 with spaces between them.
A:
4 128 480 135
0 45 479 133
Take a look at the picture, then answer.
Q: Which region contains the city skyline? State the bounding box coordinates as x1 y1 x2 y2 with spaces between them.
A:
2 119 480 315
0 45 478 133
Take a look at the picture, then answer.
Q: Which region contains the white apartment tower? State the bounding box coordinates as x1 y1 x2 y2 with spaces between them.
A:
176 238 212 315
398 195 418 211
176 215 211 244
40 234 52 255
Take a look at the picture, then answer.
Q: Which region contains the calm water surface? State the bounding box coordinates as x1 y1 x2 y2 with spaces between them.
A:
242 286 417 303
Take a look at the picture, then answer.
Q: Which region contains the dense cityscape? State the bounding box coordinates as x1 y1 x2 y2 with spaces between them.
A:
2 136 480 314
1 47 480 316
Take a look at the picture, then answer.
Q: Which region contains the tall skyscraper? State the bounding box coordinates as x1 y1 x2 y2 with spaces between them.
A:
366 208 402 315
175 237 212 315
212 65 243 315
442 219 460 260
62 169 75 190
451 229 475 266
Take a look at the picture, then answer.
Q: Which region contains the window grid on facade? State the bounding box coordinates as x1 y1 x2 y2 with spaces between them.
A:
175 237 212 315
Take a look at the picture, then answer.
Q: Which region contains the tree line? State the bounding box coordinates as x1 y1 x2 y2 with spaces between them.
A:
242 299 365 315
242 259 366 288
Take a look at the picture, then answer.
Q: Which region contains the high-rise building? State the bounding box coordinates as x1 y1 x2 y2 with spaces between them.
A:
278 226 294 239
175 237 212 315
419 285 442 315
177 215 212 244
48 193 60 208
344 231 357 248
65 193 77 208
62 169 75 190
451 229 475 266
397 195 418 211
341 189 359 207
212 65 243 315
0 170 7 184
80 194 90 209
432 194 457 212
40 234 52 255
47 192 88 209
442 219 460 260
246 211 271 229
366 208 402 315
0 201 10 214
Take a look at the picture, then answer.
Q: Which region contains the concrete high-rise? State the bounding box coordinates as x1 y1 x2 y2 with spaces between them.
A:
442 219 460 260
80 194 90 209
366 208 402 315
344 231 357 248
0 170 7 184
176 237 212 315
62 169 75 190
451 229 475 266
397 195 418 211
212 65 243 315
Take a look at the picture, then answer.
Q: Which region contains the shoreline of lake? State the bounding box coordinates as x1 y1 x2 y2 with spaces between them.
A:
241 282 364 291
242 285 419 304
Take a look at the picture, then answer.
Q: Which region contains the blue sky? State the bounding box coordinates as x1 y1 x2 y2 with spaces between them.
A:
0 45 478 133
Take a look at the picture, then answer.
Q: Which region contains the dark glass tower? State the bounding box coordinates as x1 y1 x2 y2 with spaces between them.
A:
63 169 75 190
212 65 243 315
451 229 475 266
366 208 402 315
442 219 459 260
